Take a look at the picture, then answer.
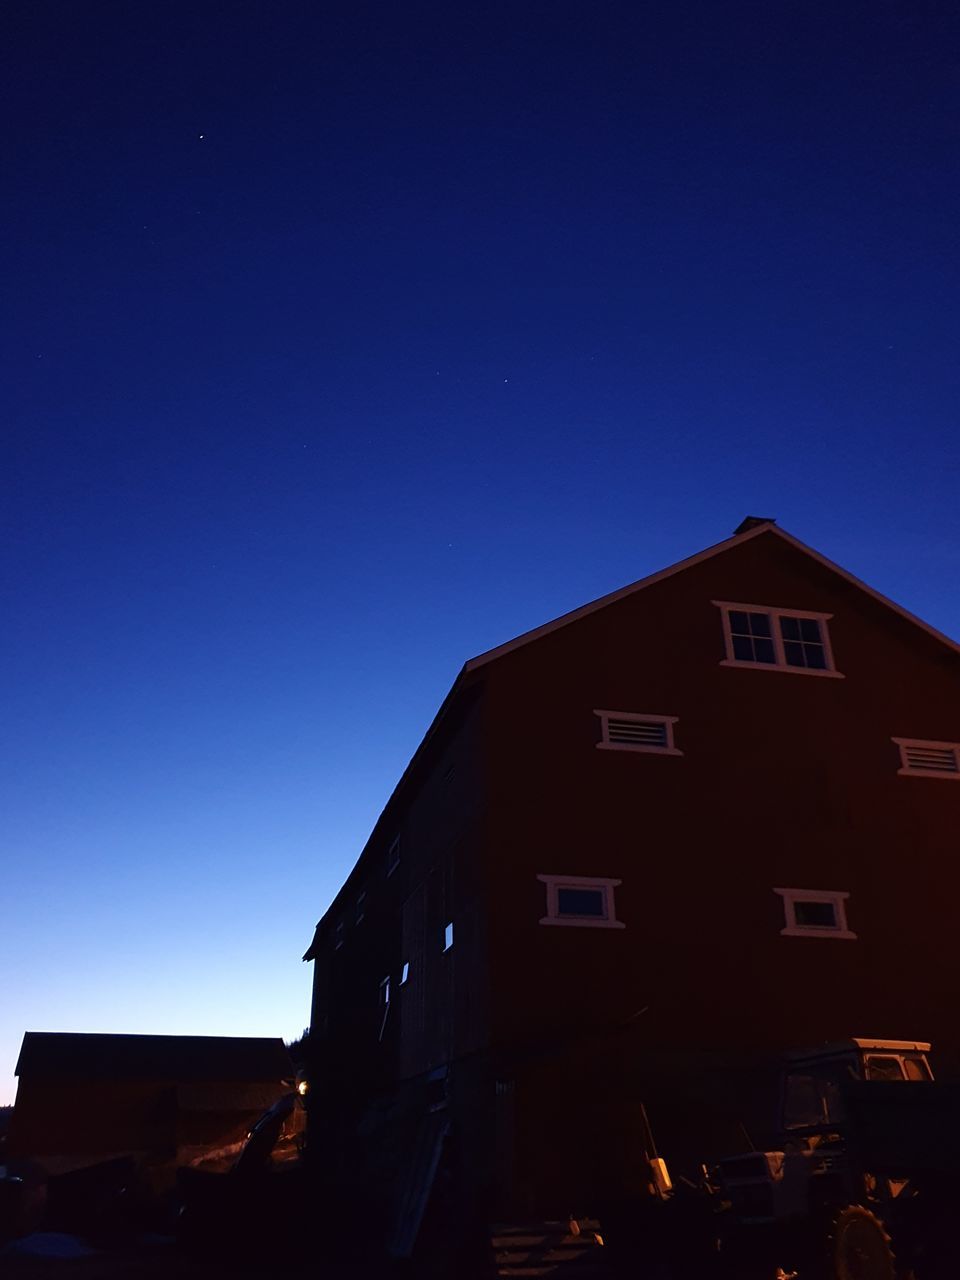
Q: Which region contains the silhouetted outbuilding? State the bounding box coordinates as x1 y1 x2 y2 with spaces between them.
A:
9 1032 293 1174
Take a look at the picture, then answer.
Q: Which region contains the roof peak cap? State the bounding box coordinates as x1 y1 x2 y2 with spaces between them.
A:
734 515 777 535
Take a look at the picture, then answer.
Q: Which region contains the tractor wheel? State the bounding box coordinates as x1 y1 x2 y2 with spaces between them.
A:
831 1205 897 1280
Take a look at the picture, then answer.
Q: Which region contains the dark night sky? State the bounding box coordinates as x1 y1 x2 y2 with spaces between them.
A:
3 0 959 1101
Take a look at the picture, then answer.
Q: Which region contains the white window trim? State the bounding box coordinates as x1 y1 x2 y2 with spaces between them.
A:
713 601 844 678
377 978 391 1043
594 710 682 756
538 874 626 929
387 835 401 876
893 737 960 780
774 888 857 940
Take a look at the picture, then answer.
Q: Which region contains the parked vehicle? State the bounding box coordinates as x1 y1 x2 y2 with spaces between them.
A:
646 1038 960 1280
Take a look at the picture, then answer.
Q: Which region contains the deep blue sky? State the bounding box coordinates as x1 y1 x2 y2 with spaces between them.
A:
3 1 959 1103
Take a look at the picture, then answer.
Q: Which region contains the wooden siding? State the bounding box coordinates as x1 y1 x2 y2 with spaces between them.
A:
310 685 489 1102
481 530 960 1065
306 525 960 1208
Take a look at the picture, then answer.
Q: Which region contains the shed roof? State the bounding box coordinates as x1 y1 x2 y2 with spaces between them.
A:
15 1032 292 1082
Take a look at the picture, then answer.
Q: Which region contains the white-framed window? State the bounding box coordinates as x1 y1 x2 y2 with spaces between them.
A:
334 920 345 950
774 888 857 940
377 975 392 1042
400 961 410 985
893 738 960 779
538 874 625 929
387 835 401 876
442 921 454 952
713 602 842 677
594 710 682 755
356 890 367 924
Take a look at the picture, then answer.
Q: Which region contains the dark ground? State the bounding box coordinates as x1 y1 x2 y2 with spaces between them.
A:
0 1239 387 1280
1 1242 252 1280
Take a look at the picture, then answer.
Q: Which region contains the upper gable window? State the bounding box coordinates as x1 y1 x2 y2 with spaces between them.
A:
894 738 960 779
713 602 842 677
594 710 682 756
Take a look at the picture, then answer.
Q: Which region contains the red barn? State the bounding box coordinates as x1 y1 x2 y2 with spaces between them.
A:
303 518 960 1229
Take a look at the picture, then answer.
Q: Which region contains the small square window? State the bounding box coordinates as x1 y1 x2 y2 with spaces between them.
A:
774 888 856 940
729 610 776 664
793 900 837 929
594 710 682 756
538 875 625 929
714 603 841 678
556 887 606 917
442 921 454 952
780 615 828 669
387 836 401 876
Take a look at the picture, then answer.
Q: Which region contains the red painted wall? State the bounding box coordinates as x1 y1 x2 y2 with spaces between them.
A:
481 531 960 1067
308 528 960 1207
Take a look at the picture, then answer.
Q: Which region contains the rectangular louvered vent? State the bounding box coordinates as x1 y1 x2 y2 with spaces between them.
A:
594 710 681 755
895 739 960 777
905 747 958 772
607 718 669 748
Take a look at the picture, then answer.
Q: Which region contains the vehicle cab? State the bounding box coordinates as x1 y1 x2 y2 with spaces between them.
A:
715 1039 932 1226
781 1038 932 1138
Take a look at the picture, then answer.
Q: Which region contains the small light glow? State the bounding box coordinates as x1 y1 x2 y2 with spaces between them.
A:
297 1079 309 1096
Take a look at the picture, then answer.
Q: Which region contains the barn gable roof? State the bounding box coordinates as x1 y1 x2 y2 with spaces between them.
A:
303 517 960 960
463 519 960 670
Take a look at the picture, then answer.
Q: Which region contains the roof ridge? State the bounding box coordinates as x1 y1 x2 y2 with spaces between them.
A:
463 523 960 671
